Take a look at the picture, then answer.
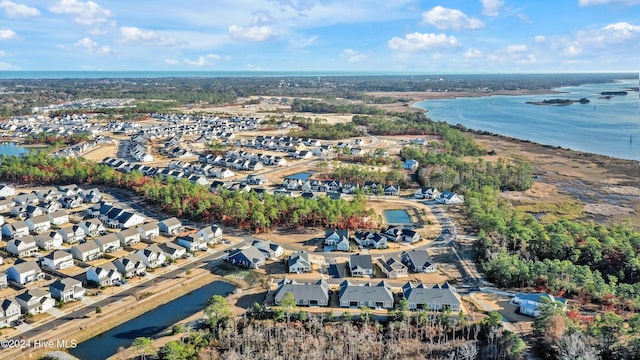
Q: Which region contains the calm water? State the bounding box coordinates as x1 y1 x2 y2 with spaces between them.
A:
414 79 640 161
0 143 29 156
384 209 412 225
69 280 235 360
0 70 414 79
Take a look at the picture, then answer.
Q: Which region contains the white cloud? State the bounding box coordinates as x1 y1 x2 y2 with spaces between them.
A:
481 0 504 16
341 48 366 62
228 25 277 42
74 37 114 55
0 0 40 18
88 28 108 35
120 27 177 46
388 32 460 52
289 35 319 49
506 44 528 53
0 61 18 70
0 29 17 40
422 6 484 31
602 22 640 39
564 43 582 56
533 35 546 43
164 59 179 65
578 0 640 6
250 11 274 26
184 53 221 66
464 49 484 58
50 0 113 25
0 50 5 57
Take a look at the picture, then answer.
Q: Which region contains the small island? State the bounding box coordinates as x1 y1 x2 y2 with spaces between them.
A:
525 97 590 106
600 90 628 95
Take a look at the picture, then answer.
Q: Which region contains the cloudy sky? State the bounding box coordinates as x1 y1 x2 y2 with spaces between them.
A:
0 0 639 72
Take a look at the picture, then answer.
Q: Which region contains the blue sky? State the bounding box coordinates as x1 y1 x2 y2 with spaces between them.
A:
0 0 639 72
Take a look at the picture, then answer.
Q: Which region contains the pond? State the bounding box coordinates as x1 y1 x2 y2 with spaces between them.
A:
0 143 29 156
69 280 235 360
384 209 412 226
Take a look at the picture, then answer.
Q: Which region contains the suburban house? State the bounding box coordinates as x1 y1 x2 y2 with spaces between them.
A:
26 215 52 234
6 236 38 257
176 234 207 251
0 199 14 213
402 159 419 171
47 210 70 226
7 260 44 285
401 250 437 273
113 255 147 278
325 229 350 251
57 184 82 197
339 281 394 309
274 278 329 307
158 217 184 235
402 282 462 311
354 231 388 249
2 221 30 239
61 195 83 209
115 211 146 229
288 251 312 273
137 222 160 240
35 189 62 203
82 189 102 203
86 262 122 286
0 298 21 328
136 244 167 268
16 289 55 315
94 233 122 253
383 185 401 196
158 241 187 260
414 187 440 200
349 254 374 277
79 218 105 237
436 191 464 205
247 174 268 185
13 193 39 206
225 246 266 269
57 224 85 244
70 241 103 262
197 225 223 244
117 228 142 247
252 240 284 259
377 257 409 279
35 231 63 250
383 226 421 243
0 184 16 197
42 250 74 270
510 293 567 318
42 201 62 214
49 278 85 302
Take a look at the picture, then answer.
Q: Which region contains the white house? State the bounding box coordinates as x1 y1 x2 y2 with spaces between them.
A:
16 289 55 315
252 240 284 259
47 210 70 226
288 251 312 273
49 278 85 302
26 215 52 234
117 228 141 247
510 293 567 318
137 222 160 240
0 184 16 197
7 260 44 285
113 255 147 278
86 262 122 286
57 224 85 244
6 236 38 257
0 298 21 328
325 229 350 252
436 191 464 205
35 231 63 250
136 244 167 268
94 233 122 253
79 218 105 237
42 250 74 270
176 235 206 252
2 221 30 239
158 241 187 260
70 241 103 262
197 225 223 244
158 217 183 235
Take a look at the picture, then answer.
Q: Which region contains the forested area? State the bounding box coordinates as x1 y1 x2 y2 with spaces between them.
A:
0 153 376 232
467 186 640 308
142 295 524 360
322 164 406 187
402 146 533 192
290 122 364 140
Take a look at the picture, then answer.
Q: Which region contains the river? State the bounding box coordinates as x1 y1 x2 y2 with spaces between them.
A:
69 280 235 360
413 79 640 161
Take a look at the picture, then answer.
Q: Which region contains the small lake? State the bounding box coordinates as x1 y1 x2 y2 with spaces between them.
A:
384 209 412 225
0 143 29 156
69 280 235 360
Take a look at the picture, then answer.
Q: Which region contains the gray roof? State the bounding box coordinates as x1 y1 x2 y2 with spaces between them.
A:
402 282 461 307
74 241 100 253
339 281 393 304
159 241 186 255
274 278 329 304
11 260 41 274
401 250 434 268
378 257 407 273
288 251 311 268
159 217 182 227
349 254 373 271
45 250 72 261
50 277 82 291
17 288 50 302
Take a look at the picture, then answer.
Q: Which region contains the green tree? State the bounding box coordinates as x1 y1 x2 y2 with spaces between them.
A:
205 295 232 330
279 292 297 323
131 337 156 360
158 340 194 360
